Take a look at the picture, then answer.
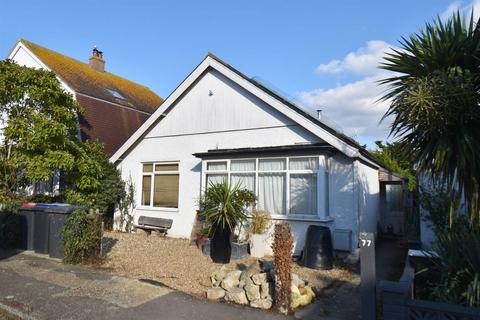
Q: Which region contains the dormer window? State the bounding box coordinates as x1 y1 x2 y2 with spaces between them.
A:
106 88 125 99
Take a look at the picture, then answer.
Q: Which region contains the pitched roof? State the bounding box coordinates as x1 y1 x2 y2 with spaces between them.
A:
110 53 385 171
205 53 384 169
19 39 163 114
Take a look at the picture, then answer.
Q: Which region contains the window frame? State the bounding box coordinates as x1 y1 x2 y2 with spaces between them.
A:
203 155 328 219
140 161 180 211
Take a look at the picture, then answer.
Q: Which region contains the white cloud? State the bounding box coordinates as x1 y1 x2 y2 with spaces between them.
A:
316 40 394 77
300 1 480 147
441 0 480 21
299 73 391 146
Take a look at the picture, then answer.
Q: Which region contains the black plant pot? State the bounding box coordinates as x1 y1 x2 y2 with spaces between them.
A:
210 226 232 264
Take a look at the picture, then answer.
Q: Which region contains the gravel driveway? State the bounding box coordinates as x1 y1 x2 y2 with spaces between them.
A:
100 231 359 299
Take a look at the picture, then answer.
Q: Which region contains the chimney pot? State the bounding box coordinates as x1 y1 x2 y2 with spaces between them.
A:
89 46 105 72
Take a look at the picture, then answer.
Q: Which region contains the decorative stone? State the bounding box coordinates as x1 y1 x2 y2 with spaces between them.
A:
221 270 242 290
252 272 268 285
240 261 261 283
225 288 248 305
304 285 316 298
250 298 273 309
291 285 315 309
211 265 230 285
292 273 306 288
291 284 300 295
291 292 302 309
260 282 273 300
244 283 260 301
206 287 225 300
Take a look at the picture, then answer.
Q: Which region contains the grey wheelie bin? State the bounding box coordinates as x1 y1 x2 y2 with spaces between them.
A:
19 208 36 250
47 205 84 259
33 206 50 254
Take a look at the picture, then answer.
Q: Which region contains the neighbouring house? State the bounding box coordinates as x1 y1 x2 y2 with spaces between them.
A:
111 53 397 256
6 39 163 193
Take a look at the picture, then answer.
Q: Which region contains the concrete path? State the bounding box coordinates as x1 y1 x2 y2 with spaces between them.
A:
0 251 290 320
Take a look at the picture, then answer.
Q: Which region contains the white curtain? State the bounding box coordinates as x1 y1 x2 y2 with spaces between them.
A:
259 158 285 171
289 157 318 170
231 174 255 192
290 174 317 214
258 173 286 215
231 159 255 171
207 162 227 171
206 174 227 187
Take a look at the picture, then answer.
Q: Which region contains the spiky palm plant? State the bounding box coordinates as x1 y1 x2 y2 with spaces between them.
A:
199 179 256 234
380 12 480 226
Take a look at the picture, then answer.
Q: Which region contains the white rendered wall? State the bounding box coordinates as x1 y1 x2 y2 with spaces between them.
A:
357 161 380 235
115 69 367 253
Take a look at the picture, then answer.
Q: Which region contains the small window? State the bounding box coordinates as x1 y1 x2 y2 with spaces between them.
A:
143 164 153 172
155 164 178 172
231 160 255 171
259 158 286 171
106 88 125 99
207 161 227 171
141 176 152 206
289 157 319 170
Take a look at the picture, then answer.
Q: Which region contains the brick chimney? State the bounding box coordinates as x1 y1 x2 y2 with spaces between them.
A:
89 46 105 72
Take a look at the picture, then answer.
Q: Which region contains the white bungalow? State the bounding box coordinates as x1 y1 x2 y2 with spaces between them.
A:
111 53 392 256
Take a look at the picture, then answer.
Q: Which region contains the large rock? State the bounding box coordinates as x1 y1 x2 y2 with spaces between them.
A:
252 272 268 285
240 261 261 283
291 273 306 288
206 287 225 300
291 285 315 309
211 265 230 285
221 270 242 291
244 283 260 301
260 282 273 300
250 298 273 309
225 288 248 305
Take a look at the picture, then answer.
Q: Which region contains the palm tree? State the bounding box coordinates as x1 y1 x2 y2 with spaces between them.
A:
380 12 480 226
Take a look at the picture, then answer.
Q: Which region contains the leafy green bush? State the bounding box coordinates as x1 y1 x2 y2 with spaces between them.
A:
0 201 21 249
426 223 480 307
65 141 125 214
61 209 102 264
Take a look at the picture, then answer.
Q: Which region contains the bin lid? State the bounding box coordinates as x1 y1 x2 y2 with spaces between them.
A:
34 203 86 214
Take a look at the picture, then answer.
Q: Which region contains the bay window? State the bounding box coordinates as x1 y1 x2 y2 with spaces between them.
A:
203 156 326 218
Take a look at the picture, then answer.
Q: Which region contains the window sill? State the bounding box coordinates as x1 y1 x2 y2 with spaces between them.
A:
270 215 334 223
137 206 179 213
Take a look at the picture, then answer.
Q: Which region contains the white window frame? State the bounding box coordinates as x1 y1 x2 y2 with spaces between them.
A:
202 155 330 220
140 161 180 211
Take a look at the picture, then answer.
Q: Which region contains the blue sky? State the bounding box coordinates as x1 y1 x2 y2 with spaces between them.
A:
0 0 470 146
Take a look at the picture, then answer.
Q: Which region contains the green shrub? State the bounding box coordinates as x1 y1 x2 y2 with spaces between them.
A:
0 200 21 249
426 223 480 307
61 209 102 264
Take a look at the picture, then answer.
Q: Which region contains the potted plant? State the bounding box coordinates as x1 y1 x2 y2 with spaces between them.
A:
249 209 272 258
199 180 256 263
195 223 211 252
230 223 249 260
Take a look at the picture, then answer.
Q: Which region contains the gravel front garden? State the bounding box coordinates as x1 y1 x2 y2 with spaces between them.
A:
99 231 359 300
